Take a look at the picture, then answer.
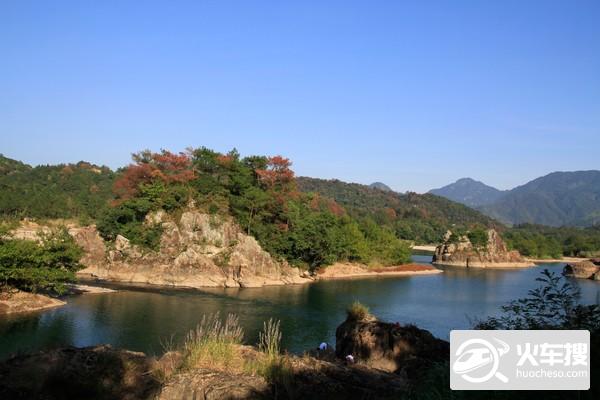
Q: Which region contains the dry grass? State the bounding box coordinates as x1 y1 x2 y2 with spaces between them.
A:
258 318 282 358
181 312 244 371
347 300 370 321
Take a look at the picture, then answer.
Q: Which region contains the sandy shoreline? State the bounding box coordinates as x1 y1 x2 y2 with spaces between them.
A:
526 257 588 264
411 245 437 252
432 261 535 269
316 263 442 280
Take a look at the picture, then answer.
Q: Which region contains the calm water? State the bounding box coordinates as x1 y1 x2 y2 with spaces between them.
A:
1 255 599 360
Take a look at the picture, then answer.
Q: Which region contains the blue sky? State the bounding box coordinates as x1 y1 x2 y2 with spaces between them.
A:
1 1 599 193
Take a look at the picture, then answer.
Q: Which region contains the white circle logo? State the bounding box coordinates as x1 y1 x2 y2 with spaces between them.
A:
453 338 510 383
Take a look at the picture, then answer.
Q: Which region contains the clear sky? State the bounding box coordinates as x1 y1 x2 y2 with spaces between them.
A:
1 1 599 193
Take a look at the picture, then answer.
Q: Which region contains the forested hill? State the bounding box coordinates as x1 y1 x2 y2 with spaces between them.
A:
479 171 600 227
297 177 501 243
0 155 115 221
429 177 507 207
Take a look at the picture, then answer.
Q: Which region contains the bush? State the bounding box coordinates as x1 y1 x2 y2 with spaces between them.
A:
0 228 83 294
347 301 370 321
96 199 163 250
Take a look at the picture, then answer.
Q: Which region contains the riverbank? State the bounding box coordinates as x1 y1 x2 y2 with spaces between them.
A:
411 244 437 252
0 284 116 315
0 289 65 314
432 260 534 268
316 262 442 280
526 256 589 264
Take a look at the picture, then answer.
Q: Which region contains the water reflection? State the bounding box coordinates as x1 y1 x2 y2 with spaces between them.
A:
1 256 598 360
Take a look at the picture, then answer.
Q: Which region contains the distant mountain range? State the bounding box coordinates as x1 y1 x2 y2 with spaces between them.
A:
429 171 600 227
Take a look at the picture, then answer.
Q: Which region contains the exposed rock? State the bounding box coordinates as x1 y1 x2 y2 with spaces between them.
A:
0 288 65 314
8 209 311 289
563 260 600 280
72 209 311 289
335 317 449 379
156 369 268 400
432 229 534 268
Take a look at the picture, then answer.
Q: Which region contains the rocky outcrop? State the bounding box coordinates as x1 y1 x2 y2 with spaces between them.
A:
335 317 449 378
10 209 311 289
432 229 534 268
0 288 65 314
563 260 600 280
0 344 409 400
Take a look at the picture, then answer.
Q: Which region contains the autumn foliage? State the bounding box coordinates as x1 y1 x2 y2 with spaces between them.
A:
99 146 411 270
114 150 195 200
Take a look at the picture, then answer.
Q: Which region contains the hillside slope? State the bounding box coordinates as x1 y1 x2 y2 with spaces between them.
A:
297 177 501 243
480 171 600 227
0 155 115 220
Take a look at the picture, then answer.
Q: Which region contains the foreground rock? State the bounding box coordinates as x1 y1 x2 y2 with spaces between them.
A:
0 289 65 314
11 209 312 289
336 315 449 379
0 345 160 399
564 260 600 280
432 229 534 268
0 344 409 400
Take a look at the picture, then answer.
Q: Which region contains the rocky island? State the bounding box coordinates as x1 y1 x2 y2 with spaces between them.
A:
10 208 312 290
432 229 534 268
563 259 600 281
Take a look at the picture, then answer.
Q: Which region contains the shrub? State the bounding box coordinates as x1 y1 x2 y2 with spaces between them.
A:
0 228 83 294
347 300 370 321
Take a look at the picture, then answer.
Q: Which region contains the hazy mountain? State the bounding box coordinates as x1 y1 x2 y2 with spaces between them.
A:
479 171 600 227
369 182 393 192
428 178 507 207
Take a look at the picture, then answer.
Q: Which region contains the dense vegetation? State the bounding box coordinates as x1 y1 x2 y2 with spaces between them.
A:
0 155 115 222
94 148 411 270
0 225 83 294
504 224 600 258
2 153 599 264
297 177 500 244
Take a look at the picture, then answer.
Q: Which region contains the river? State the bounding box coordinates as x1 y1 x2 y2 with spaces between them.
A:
1 255 599 360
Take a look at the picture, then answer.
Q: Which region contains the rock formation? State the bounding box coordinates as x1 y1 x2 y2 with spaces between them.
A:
335 315 449 378
10 209 311 289
432 229 534 268
0 288 65 314
563 260 600 281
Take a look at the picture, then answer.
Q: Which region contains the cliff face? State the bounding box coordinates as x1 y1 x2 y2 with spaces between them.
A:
432 229 534 268
11 209 311 288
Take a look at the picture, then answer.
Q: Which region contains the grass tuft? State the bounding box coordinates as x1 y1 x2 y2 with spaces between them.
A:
258 318 282 358
181 312 244 371
347 300 370 321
